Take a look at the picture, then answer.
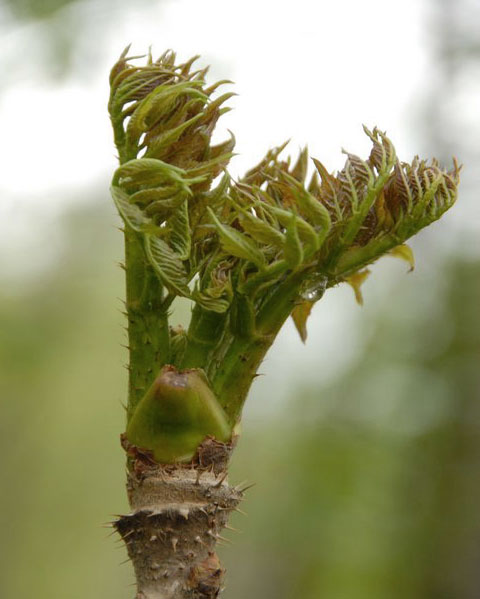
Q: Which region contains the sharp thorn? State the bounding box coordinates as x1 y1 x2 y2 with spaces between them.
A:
105 529 119 538
212 472 228 488
236 481 256 493
225 525 241 533
216 534 233 545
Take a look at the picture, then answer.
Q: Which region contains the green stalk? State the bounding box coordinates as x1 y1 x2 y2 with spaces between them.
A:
212 271 306 423
124 228 170 421
179 303 227 370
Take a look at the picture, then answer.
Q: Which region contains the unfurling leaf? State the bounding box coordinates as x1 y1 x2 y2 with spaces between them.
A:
115 158 186 189
205 173 230 209
242 140 290 186
145 112 205 159
281 172 331 231
192 256 233 312
169 199 191 260
237 259 289 295
284 215 304 269
290 147 309 183
192 287 231 313
237 209 285 248
264 203 318 254
130 186 185 207
110 185 151 232
345 269 371 305
363 125 396 174
145 235 191 297
332 128 397 254
208 208 266 269
388 244 415 271
125 84 207 152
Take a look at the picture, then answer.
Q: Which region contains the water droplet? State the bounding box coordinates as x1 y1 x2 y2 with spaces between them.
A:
300 274 328 302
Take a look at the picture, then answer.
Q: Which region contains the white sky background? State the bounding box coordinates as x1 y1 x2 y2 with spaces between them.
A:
1 0 478 420
2 0 428 214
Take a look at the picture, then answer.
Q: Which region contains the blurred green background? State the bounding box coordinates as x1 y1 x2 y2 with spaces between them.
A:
1 0 479 598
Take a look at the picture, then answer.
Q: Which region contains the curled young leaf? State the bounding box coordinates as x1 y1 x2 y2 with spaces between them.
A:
192 259 233 313
191 288 231 313
207 208 266 269
284 215 304 269
261 203 318 255
111 185 160 233
145 235 191 297
236 208 285 248
109 47 236 178
168 199 191 260
114 158 187 190
279 171 331 242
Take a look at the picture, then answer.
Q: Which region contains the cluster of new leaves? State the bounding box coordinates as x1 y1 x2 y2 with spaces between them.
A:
224 131 460 295
109 48 460 327
109 47 236 309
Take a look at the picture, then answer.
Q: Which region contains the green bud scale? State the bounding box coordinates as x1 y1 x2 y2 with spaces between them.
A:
126 365 232 463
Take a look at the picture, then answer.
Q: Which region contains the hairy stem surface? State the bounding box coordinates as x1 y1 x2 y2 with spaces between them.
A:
124 229 170 420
